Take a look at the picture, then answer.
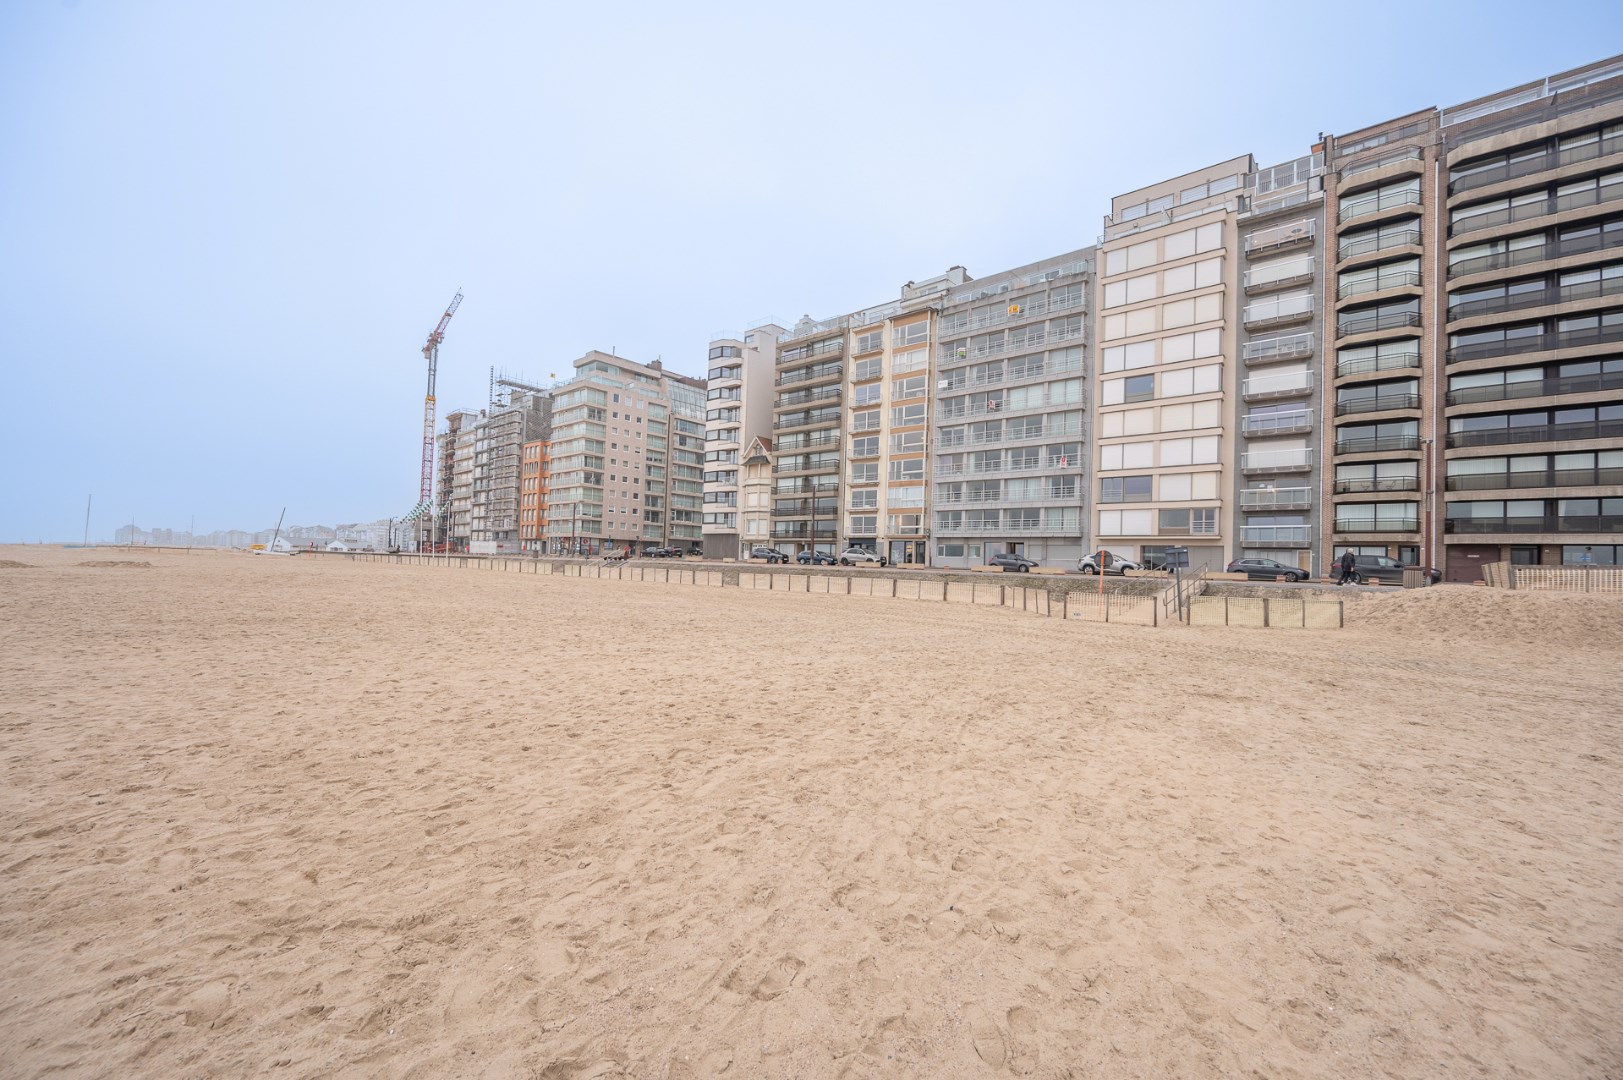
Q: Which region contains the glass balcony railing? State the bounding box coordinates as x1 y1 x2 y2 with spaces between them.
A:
1243 332 1315 365
1239 525 1313 544
1338 186 1421 224
1445 513 1623 533
1239 487 1312 509
1335 393 1421 415
1243 294 1314 327
1445 417 1623 449
1446 369 1623 405
1445 466 1623 491
1241 448 1313 471
1334 516 1419 532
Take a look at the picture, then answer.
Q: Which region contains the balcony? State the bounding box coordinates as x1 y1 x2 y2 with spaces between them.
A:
769 480 839 495
1445 465 1623 491
1242 371 1315 401
1242 410 1313 436
1240 487 1312 510
1243 293 1314 329
1449 133 1623 196
774 432 841 451
1450 181 1623 239
1239 525 1313 545
1245 257 1316 295
772 410 842 431
1449 369 1623 405
1336 347 1421 378
1241 448 1313 474
930 521 1074 536
1339 186 1422 224
1340 145 1423 182
1334 516 1420 532
775 364 842 388
1447 231 1623 279
1445 513 1623 534
1243 332 1315 366
1337 309 1421 339
776 385 842 408
1447 275 1623 323
1245 219 1316 256
1335 393 1421 416
1334 477 1420 494
1338 269 1422 300
1335 434 1422 454
1338 226 1423 263
1446 323 1623 363
1445 417 1623 449
777 338 845 366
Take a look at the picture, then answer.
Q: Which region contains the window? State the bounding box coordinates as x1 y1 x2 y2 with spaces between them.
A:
891 403 926 426
849 436 879 458
853 357 884 381
855 330 884 354
891 321 929 347
848 489 877 510
888 459 925 481
890 431 924 454
1123 374 1155 402
1099 475 1153 503
892 375 927 400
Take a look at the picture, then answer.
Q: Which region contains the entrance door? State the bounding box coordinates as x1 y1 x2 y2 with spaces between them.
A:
1445 544 1499 584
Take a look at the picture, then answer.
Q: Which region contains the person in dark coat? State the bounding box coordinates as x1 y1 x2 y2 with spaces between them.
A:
1337 549 1358 585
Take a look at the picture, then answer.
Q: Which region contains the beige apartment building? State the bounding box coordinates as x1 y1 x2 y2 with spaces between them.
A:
544 352 705 555
1094 158 1249 571
701 324 783 560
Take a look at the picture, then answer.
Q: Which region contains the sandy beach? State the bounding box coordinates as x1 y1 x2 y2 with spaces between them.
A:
1 545 1620 1078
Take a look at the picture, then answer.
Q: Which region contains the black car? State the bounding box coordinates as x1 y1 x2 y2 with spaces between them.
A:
1226 557 1310 582
1341 554 1442 585
645 546 681 558
988 552 1038 573
797 550 835 565
749 546 789 564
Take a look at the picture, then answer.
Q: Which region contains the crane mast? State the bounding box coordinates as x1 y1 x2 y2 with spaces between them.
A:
410 290 462 551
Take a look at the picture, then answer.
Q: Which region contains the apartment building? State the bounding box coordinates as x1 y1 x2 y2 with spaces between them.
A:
771 315 850 558
518 438 550 553
1319 54 1623 579
543 351 705 555
1094 158 1250 571
931 254 1093 569
1236 153 1328 573
701 324 783 559
468 388 550 553
436 408 479 552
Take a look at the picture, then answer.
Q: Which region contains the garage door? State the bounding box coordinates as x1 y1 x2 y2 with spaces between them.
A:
1445 544 1499 584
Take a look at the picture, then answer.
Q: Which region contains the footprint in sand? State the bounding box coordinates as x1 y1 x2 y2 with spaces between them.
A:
961 1003 1005 1068
752 955 805 1000
1006 1006 1040 1075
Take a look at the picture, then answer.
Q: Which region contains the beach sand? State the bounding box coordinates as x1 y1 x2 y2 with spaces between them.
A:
1 546 1620 1078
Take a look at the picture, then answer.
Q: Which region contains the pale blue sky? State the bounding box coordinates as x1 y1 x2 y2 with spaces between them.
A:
3 0 1620 539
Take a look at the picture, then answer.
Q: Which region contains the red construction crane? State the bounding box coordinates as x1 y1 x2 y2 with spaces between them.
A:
419 290 463 509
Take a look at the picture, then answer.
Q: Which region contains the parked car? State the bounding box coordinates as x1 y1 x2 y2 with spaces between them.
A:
797 550 835 565
1342 555 1442 585
838 547 887 566
1226 557 1310 582
644 546 681 558
987 552 1038 573
1078 552 1141 575
749 546 789 564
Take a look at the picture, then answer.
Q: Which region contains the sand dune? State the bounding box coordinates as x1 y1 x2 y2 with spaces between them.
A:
1 545 1619 1078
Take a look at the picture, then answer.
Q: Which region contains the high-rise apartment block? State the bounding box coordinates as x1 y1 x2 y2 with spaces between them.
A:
702 324 784 559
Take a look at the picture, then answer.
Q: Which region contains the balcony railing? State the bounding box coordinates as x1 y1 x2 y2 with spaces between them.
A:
930 521 1075 536
1340 145 1423 181
1243 293 1314 328
1245 219 1316 255
1337 310 1422 338
1335 393 1421 415
1242 371 1315 399
1334 517 1420 532
1243 331 1315 365
1339 186 1421 224
1450 181 1623 238
772 410 842 431
777 338 845 365
1245 257 1315 293
1445 465 1623 491
934 455 1072 479
1336 347 1421 377
1446 275 1623 322
936 323 1088 367
1446 323 1623 363
1445 417 1623 448
1449 133 1623 196
1338 226 1423 262
1445 513 1623 534
1240 487 1312 509
1446 369 1623 405
775 364 842 388
776 385 842 408
1448 231 1623 279
1242 410 1313 435
1333 477 1420 493
1335 433 1421 453
1241 448 1313 472
1337 269 1422 299
1239 525 1313 545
